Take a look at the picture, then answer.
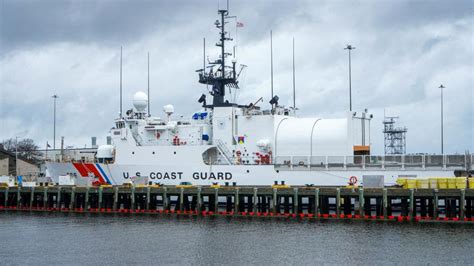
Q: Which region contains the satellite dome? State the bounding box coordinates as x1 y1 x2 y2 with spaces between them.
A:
163 104 174 115
133 91 148 112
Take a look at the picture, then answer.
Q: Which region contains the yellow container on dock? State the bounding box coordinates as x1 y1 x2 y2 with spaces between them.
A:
437 178 448 189
396 178 407 187
469 178 474 189
406 179 417 189
428 178 438 189
447 178 457 189
416 179 429 189
455 177 467 189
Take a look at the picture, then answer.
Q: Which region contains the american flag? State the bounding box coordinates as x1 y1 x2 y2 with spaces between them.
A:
236 22 244 27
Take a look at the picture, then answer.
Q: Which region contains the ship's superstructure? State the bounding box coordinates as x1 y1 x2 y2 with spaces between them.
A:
45 7 470 186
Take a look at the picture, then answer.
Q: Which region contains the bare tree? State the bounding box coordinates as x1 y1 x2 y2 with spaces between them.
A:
1 138 43 164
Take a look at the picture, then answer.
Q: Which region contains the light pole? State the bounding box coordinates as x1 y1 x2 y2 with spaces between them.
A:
52 94 58 149
344 44 355 111
439 84 445 154
15 136 18 177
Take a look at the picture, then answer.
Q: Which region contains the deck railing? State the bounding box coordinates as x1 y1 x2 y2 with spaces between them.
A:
274 154 472 170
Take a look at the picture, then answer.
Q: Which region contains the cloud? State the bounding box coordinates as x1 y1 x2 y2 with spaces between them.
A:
1 0 472 154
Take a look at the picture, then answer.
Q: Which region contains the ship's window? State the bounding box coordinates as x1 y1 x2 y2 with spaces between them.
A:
129 125 132 129
152 152 155 154
174 151 177 155
132 152 135 155
276 170 280 173
246 170 250 173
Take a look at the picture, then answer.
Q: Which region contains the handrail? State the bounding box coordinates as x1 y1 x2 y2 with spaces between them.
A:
274 154 470 170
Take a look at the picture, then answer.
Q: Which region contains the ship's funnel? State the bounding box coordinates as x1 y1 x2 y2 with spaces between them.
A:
133 91 148 112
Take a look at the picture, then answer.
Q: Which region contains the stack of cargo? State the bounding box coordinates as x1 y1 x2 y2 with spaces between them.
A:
395 177 470 189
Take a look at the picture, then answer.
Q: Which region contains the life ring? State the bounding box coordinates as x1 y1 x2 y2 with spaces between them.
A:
156 132 161 139
349 176 358 184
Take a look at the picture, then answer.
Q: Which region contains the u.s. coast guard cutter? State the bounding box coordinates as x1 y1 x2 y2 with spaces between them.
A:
46 7 470 186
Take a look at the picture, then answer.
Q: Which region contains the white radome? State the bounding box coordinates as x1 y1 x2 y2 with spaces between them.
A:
133 91 148 112
163 104 174 115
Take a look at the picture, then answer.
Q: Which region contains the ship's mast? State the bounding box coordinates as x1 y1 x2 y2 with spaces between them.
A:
197 8 239 107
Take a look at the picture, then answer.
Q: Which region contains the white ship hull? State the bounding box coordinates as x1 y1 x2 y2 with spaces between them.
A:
46 161 459 186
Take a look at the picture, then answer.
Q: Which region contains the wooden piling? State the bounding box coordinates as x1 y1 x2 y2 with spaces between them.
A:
358 188 364 217
433 189 438 219
197 187 202 212
409 189 414 220
314 188 319 216
85 187 90 210
253 188 258 213
178 188 184 212
113 186 119 211
98 187 103 209
29 187 35 209
146 187 151 211
293 188 299 215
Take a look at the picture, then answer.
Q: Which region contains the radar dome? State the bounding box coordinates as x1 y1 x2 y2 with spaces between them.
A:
163 104 174 115
133 91 148 112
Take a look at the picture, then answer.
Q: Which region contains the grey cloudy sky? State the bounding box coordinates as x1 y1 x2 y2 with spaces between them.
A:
0 0 472 154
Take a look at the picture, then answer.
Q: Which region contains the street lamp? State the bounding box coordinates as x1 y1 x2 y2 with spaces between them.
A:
52 94 58 149
344 44 356 111
439 84 445 154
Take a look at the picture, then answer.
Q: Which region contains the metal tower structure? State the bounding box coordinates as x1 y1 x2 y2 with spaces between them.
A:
197 7 245 107
383 116 407 154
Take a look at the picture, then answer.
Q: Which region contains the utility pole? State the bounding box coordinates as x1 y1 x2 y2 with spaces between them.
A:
344 44 355 111
439 84 445 154
52 94 58 149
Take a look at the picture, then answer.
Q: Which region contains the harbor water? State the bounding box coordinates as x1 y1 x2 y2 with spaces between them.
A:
0 212 472 265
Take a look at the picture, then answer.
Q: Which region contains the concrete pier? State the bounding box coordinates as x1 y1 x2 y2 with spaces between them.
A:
1 185 473 223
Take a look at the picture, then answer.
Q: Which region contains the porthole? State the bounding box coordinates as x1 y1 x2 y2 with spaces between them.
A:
246 170 250 173
276 170 280 173
132 152 135 155
174 151 177 155
152 151 155 154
